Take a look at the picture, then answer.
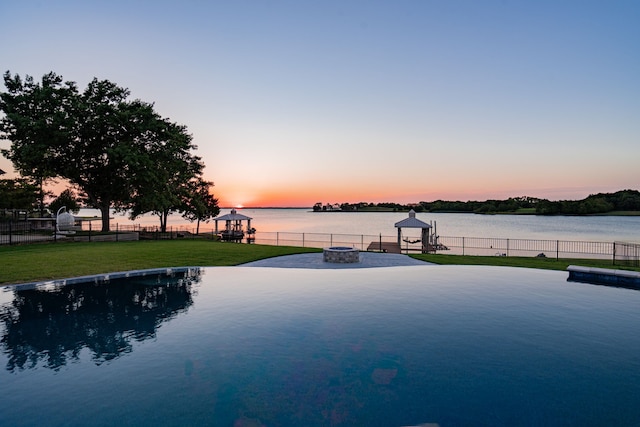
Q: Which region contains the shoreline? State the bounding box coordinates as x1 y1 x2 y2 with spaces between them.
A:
309 210 640 216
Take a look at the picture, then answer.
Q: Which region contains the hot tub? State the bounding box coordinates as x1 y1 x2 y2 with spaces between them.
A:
323 246 360 263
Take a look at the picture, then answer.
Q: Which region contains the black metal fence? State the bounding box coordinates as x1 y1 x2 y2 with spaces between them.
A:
251 231 638 265
129 224 216 240
2 221 639 266
614 241 640 267
0 221 53 245
0 221 215 245
437 235 615 259
0 221 140 244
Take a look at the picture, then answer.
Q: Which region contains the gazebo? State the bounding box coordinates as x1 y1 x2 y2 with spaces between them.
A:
214 209 254 242
394 209 432 253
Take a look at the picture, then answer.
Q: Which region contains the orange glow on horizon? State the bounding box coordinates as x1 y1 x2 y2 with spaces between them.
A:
216 182 633 208
33 174 635 209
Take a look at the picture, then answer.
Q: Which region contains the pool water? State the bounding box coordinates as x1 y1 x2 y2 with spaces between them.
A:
2 266 640 426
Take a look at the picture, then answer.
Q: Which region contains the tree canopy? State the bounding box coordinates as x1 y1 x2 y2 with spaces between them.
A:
0 178 39 212
323 190 640 215
180 178 220 234
0 71 218 231
49 188 80 215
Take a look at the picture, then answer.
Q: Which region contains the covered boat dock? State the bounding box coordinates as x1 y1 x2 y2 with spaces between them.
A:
214 209 255 242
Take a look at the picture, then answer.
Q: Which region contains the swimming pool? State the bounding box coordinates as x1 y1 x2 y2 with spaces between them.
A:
1 266 639 426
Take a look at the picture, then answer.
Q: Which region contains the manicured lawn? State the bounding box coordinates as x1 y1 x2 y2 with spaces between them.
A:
0 240 319 285
411 253 639 272
1 241 637 285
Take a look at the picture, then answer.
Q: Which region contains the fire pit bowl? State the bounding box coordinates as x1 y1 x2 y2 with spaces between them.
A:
323 246 360 263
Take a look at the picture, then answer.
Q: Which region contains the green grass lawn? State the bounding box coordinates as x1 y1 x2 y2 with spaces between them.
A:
411 253 638 272
0 240 319 285
1 240 637 285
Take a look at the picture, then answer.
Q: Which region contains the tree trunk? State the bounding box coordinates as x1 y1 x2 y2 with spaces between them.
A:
99 203 110 232
196 219 200 235
37 177 46 217
160 211 169 233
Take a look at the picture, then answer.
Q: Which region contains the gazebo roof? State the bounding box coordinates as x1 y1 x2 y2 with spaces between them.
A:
216 209 252 221
394 209 431 229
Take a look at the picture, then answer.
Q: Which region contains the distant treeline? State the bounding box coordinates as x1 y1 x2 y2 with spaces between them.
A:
333 190 640 215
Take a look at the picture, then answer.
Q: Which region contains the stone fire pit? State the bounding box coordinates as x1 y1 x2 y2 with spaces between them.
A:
323 246 360 263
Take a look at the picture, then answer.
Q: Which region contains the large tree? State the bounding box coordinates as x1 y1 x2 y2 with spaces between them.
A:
0 178 40 211
125 118 207 232
0 71 208 231
180 178 220 234
0 72 76 215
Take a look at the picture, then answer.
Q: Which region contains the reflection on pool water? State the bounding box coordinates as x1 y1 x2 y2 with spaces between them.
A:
2 266 640 426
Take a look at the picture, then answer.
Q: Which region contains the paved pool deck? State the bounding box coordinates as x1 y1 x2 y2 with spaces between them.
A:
240 252 434 269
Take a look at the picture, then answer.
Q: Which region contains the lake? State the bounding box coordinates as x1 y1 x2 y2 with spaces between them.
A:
85 208 640 243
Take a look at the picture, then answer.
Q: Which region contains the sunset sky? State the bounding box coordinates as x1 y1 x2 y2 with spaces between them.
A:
1 1 638 207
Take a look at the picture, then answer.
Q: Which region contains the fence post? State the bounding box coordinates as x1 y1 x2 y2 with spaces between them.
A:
556 240 559 260
9 221 12 245
506 239 509 257
462 237 465 256
89 221 92 242
116 223 119 242
612 241 616 266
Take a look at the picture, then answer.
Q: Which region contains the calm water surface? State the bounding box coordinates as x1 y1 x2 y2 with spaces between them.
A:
83 208 640 242
2 266 640 426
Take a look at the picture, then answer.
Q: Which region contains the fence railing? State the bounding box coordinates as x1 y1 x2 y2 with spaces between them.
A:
0 221 54 245
614 241 640 267
436 235 615 259
251 231 638 265
2 221 639 266
0 221 217 245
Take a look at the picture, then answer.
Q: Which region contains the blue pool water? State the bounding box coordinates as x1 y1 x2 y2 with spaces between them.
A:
1 266 640 426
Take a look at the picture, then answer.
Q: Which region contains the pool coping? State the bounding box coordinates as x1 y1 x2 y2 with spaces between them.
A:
2 266 203 291
567 265 640 288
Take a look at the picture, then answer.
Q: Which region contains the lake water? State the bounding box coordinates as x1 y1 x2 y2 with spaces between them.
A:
86 208 640 243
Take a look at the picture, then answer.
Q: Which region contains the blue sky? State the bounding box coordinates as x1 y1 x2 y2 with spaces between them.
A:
1 0 638 206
